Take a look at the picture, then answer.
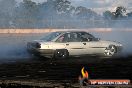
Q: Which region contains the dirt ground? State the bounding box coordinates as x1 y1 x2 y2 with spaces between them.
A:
0 56 131 88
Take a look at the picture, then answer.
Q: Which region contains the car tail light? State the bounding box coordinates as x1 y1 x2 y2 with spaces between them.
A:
36 43 41 48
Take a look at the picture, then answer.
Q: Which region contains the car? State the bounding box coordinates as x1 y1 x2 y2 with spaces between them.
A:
27 31 122 59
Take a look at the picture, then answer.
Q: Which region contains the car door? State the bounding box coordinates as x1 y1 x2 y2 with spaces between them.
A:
79 32 103 54
86 41 103 54
66 42 88 55
64 33 88 55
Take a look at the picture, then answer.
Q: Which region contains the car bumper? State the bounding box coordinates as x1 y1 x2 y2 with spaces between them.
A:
27 48 55 57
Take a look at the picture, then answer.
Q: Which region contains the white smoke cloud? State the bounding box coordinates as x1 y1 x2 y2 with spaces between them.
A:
14 0 132 13
69 0 132 14
15 0 47 4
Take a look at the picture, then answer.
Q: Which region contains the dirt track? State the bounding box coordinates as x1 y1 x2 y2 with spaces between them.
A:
0 56 131 87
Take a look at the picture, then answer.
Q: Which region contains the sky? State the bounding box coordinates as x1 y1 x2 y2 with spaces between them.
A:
15 0 132 13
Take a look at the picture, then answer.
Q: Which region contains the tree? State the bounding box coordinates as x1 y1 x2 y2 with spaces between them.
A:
38 0 75 28
103 11 114 20
113 6 126 19
127 12 132 18
55 0 73 14
0 0 17 28
75 6 98 20
14 0 39 28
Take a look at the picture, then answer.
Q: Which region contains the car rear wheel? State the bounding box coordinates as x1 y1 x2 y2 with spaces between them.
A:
104 45 117 57
54 49 69 59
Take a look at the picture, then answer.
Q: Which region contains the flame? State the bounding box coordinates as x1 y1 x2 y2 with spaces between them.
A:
81 67 89 78
79 67 89 80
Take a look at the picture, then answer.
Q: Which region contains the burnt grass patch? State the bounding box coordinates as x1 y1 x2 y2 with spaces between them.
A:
0 56 131 87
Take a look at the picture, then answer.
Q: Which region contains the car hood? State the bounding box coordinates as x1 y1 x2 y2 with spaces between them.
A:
32 40 52 44
33 40 45 42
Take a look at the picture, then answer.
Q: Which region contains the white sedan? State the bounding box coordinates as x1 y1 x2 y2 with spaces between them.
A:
27 31 122 59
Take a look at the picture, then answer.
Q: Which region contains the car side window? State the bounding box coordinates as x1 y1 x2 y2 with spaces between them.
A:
67 33 82 42
56 33 68 42
56 33 82 42
56 32 95 42
79 32 95 42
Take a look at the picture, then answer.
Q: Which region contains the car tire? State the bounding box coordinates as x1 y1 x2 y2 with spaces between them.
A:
54 49 69 59
104 45 117 57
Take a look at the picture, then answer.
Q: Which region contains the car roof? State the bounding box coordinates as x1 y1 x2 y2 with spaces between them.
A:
53 31 88 34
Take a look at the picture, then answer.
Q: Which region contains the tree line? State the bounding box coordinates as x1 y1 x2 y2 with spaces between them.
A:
0 0 132 28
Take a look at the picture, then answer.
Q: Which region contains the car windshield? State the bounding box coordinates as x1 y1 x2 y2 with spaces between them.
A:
41 32 61 41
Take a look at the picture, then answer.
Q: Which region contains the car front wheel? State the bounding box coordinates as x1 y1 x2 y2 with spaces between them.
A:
104 45 117 57
54 49 69 59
